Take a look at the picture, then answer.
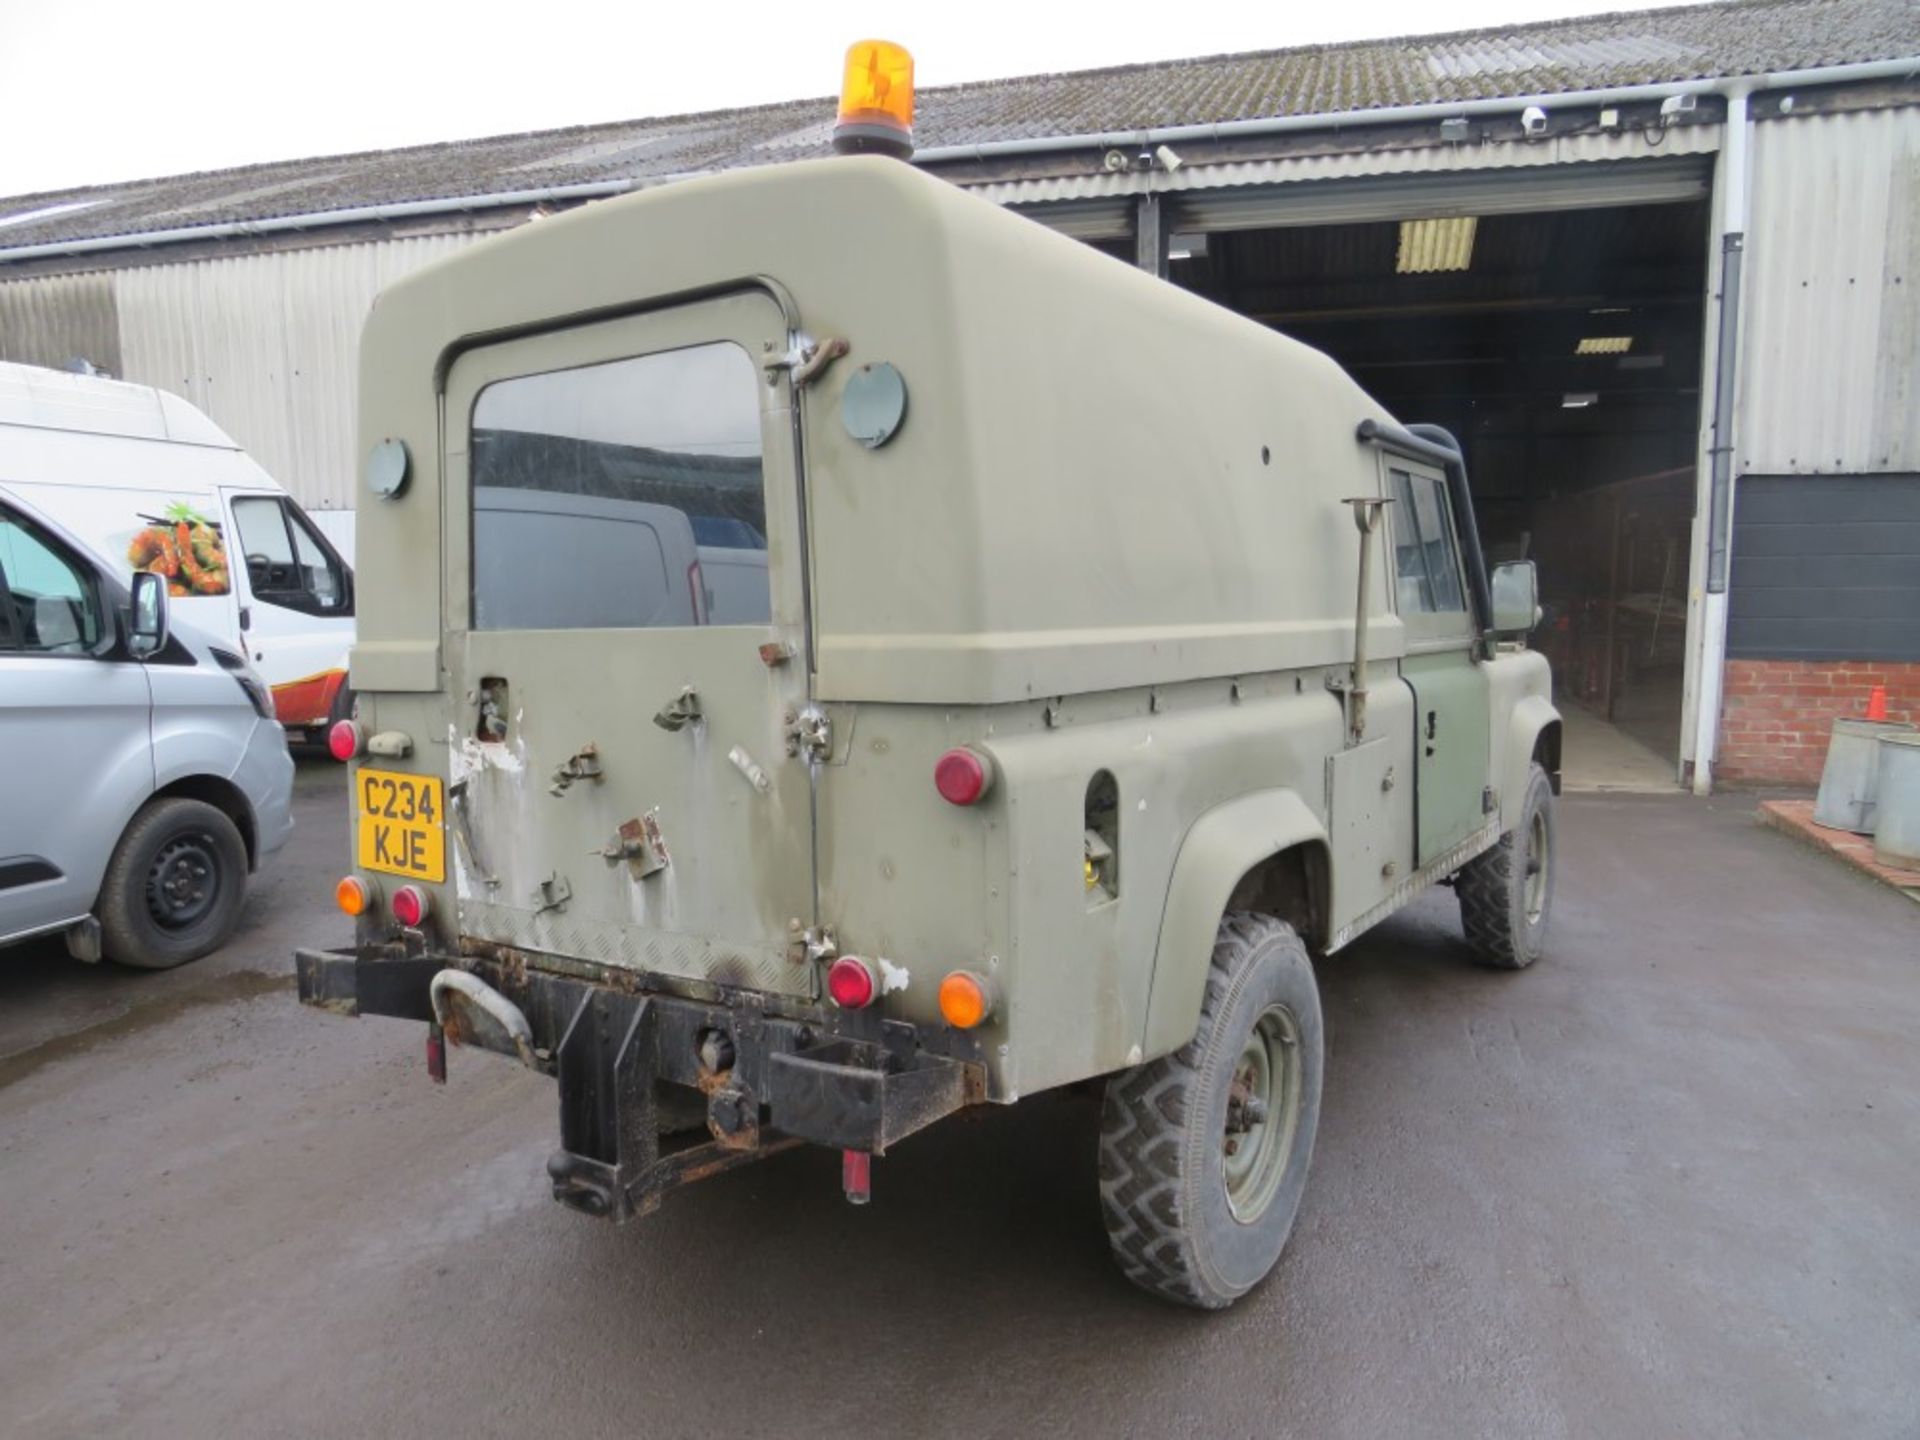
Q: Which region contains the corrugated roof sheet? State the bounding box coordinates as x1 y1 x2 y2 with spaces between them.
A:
0 0 1913 250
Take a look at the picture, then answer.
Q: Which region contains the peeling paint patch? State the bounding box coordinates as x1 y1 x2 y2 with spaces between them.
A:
451 727 526 779
876 957 910 994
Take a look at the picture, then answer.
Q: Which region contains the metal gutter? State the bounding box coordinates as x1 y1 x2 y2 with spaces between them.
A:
3 57 1913 266
913 57 1920 164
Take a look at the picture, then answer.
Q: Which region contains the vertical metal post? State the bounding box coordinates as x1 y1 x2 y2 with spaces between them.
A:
1134 193 1168 278
1344 497 1390 742
1691 87 1752 793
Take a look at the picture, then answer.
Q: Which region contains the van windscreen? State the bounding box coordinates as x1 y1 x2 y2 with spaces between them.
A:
470 341 767 630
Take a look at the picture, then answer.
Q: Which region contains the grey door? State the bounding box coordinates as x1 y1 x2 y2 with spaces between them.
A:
0 503 153 940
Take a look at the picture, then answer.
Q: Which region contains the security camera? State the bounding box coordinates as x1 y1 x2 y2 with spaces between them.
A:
1154 144 1184 173
1521 105 1549 137
1659 93 1699 121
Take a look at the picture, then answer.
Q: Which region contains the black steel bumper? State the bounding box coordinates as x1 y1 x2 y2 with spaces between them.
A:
294 946 985 1221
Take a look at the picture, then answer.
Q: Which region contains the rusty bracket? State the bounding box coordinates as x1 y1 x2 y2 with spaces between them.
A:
597 811 670 879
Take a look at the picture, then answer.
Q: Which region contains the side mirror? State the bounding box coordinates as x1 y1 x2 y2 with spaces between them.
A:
129 572 170 657
1490 560 1541 635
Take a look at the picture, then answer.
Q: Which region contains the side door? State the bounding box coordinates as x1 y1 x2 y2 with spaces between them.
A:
1385 461 1493 867
439 290 816 997
222 490 353 727
0 502 153 939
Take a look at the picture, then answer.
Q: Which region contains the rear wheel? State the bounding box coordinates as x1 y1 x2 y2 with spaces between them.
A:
97 798 249 970
1456 762 1556 968
1098 913 1324 1309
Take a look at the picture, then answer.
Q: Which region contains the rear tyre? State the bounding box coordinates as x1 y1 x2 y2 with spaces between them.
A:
1456 762 1556 969
1098 913 1324 1310
97 798 249 970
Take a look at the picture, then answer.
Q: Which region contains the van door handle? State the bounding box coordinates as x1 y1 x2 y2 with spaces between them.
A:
238 606 251 632
1426 710 1437 740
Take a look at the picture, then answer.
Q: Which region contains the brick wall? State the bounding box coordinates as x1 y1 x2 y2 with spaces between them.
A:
1717 660 1920 787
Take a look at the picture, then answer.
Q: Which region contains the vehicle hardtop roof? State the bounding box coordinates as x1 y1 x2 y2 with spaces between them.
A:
0 361 239 453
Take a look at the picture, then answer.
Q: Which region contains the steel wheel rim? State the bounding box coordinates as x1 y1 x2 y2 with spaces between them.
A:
1223 1003 1302 1224
145 832 221 930
1523 809 1550 926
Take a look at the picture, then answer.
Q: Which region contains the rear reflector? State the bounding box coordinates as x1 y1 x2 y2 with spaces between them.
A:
328 719 363 762
934 747 993 805
827 955 879 1009
391 884 430 928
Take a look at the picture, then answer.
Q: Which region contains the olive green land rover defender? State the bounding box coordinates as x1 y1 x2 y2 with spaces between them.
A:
298 156 1560 1310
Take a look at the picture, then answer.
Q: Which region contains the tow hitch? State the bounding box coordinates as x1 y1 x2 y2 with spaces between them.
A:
294 946 986 1218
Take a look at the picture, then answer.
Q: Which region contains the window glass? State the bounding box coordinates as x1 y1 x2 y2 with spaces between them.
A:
471 341 767 630
234 496 347 615
1388 468 1467 616
0 512 102 653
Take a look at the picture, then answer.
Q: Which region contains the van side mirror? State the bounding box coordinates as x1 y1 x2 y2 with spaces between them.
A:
1490 560 1540 634
129 572 170 657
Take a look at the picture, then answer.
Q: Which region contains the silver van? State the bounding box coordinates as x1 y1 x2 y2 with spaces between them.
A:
0 492 294 968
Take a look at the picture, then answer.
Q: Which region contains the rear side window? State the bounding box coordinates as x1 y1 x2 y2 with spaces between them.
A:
470 341 767 631
1387 468 1468 616
0 510 104 654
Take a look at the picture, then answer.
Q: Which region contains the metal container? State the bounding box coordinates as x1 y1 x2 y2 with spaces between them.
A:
1813 718 1915 834
1870 731 1920 871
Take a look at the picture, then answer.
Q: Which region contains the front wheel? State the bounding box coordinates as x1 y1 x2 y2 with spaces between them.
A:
1098 913 1324 1310
97 798 249 970
1456 762 1556 968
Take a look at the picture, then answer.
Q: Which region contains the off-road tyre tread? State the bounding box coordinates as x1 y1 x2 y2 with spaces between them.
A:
1098 912 1309 1309
1457 762 1553 969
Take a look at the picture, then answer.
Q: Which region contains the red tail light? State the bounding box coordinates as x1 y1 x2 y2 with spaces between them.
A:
328 719 363 762
827 955 879 1009
934 747 993 805
391 884 430 928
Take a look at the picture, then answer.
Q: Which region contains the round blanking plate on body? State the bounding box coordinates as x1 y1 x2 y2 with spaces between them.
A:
841 362 908 449
367 437 411 499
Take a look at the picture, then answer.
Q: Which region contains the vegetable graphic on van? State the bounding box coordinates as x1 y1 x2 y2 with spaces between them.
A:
126 501 230 597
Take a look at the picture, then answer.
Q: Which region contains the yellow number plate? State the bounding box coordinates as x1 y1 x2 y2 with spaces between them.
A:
356 769 446 883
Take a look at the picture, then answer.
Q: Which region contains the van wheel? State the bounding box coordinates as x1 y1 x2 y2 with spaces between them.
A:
1098 913 1324 1310
1456 762 1556 968
97 799 249 970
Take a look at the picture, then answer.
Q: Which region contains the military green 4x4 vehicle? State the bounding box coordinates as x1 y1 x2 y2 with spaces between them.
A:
298 154 1560 1310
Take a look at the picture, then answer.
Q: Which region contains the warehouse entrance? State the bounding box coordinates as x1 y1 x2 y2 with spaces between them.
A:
1156 161 1713 788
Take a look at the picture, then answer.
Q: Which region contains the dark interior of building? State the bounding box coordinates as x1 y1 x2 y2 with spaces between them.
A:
1153 198 1711 762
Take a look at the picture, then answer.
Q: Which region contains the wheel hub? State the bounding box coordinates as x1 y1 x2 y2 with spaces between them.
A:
1222 1003 1302 1224
146 834 220 929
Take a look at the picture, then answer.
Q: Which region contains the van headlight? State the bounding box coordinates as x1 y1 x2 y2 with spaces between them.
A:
210 646 276 719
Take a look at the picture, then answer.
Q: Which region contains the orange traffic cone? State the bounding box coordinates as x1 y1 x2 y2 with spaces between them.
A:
1866 684 1888 721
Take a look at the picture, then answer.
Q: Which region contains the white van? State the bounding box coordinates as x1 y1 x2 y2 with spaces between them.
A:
0 362 354 740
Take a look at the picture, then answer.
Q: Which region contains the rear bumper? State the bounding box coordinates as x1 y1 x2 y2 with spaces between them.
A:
295 945 985 1221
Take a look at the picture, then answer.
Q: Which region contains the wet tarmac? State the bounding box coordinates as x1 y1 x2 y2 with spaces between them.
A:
1 764 1915 1439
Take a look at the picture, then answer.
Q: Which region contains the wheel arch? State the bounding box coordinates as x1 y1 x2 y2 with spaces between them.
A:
149 774 259 870
1140 789 1330 1060
1504 696 1562 829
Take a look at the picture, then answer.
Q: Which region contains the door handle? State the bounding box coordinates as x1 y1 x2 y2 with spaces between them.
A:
238 605 251 632
1426 710 1437 740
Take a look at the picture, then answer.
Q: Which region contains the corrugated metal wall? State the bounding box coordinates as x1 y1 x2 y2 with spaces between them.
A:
0 233 473 512
1739 105 1919 474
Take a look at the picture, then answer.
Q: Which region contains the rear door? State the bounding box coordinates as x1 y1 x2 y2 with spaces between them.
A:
441 291 815 997
1384 461 1493 867
0 502 152 938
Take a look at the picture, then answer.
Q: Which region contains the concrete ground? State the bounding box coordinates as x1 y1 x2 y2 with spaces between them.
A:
1 763 1916 1439
1560 697 1678 794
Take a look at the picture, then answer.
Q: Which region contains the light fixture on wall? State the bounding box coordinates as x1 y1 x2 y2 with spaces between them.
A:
1561 392 1599 409
1575 336 1633 355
